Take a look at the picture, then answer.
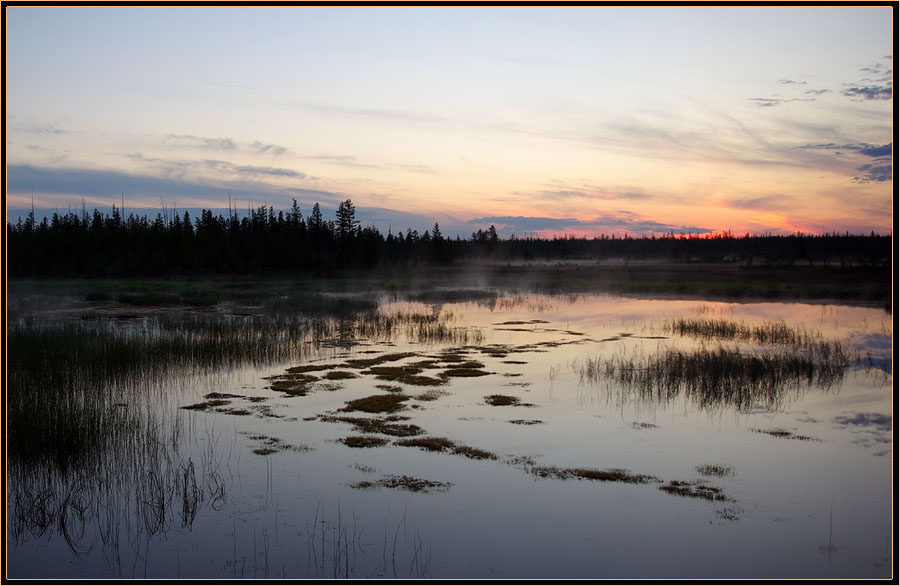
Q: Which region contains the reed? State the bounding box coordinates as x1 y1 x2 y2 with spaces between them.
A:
580 342 853 412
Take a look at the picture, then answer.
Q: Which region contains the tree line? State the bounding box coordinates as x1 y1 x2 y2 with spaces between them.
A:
6 199 892 277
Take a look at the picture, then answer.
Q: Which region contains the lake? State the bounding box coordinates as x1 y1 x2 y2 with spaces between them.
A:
6 287 893 579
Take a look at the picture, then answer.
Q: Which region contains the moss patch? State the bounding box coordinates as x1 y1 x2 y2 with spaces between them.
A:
341 436 390 448
531 466 658 484
660 480 731 501
695 464 736 477
484 394 533 407
323 370 359 380
341 393 410 413
320 415 424 437
351 475 453 493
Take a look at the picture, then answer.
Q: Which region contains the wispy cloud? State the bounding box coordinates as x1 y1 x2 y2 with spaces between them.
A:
729 194 794 210
165 134 237 150
127 153 305 180
6 164 338 207
748 97 815 108
777 79 807 85
466 214 712 236
842 58 893 100
842 85 893 100
163 134 291 157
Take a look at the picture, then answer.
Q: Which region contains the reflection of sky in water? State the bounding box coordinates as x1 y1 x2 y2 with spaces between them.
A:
8 295 893 579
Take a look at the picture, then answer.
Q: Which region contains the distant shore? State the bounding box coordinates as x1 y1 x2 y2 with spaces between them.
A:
7 260 893 310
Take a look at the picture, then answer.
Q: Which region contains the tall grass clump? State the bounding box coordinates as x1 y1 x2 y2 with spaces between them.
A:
581 342 852 412
664 318 822 347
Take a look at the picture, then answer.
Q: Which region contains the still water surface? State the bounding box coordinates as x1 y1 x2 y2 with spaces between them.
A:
7 293 893 578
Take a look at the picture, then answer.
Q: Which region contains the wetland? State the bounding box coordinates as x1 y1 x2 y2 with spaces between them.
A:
5 276 893 578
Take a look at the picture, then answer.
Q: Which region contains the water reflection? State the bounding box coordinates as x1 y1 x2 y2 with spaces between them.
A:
6 291 893 578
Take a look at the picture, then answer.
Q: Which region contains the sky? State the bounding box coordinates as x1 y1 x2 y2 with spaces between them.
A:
5 6 894 238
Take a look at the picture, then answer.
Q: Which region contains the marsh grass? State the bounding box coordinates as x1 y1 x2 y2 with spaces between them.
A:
341 436 390 448
439 368 492 378
340 394 411 414
581 343 852 412
320 415 425 437
350 475 453 493
659 480 731 501
395 437 498 459
752 428 821 441
695 464 736 477
665 318 823 347
530 466 658 484
484 394 534 407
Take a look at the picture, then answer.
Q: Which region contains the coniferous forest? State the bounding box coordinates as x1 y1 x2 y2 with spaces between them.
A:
6 198 892 278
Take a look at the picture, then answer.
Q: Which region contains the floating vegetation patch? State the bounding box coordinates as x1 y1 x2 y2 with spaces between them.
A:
716 507 743 521
509 419 544 425
395 374 447 386
341 394 411 414
375 384 404 393
287 363 346 374
493 319 550 325
582 345 852 412
695 464 736 477
502 360 529 365
752 428 821 442
631 422 657 430
484 394 534 407
320 415 424 437
440 368 493 378
344 352 418 368
396 437 456 452
414 390 448 402
531 466 658 484
341 436 390 448
350 475 453 493
204 392 244 400
245 433 313 455
323 370 359 380
182 400 230 411
367 365 423 377
396 437 498 460
659 480 731 501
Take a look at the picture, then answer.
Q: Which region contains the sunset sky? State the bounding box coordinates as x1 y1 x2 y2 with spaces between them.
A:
5 6 894 237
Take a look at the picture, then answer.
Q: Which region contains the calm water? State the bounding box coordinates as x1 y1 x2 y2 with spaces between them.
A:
6 292 893 579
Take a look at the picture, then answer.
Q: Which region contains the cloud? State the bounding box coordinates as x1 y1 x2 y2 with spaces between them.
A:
466 215 712 236
729 194 793 210
804 89 831 95
164 134 291 157
748 97 815 108
797 142 892 157
842 85 893 100
166 134 237 150
127 153 305 180
858 143 892 157
5 164 337 207
853 159 892 183
250 141 288 156
532 187 653 202
777 79 807 85
467 216 579 231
